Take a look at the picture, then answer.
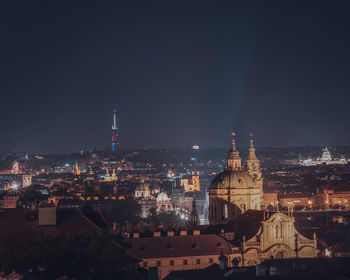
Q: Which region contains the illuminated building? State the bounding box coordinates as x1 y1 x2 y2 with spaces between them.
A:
314 189 350 209
138 198 157 218
156 192 172 213
279 189 350 210
135 182 151 198
12 161 19 174
180 174 200 192
226 210 318 265
151 186 161 196
244 134 263 202
111 167 117 181
125 230 235 279
104 168 111 181
22 175 32 188
262 191 278 208
209 133 263 225
279 192 312 209
104 167 117 182
179 146 201 192
301 147 347 166
327 190 350 208
0 193 19 208
73 161 80 175
172 195 193 211
3 182 10 191
111 105 119 152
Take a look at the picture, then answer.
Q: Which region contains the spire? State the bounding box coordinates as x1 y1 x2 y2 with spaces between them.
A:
249 133 254 148
190 197 198 228
74 161 80 175
104 168 111 182
112 104 119 152
247 133 258 161
226 132 241 170
231 132 237 151
111 166 117 181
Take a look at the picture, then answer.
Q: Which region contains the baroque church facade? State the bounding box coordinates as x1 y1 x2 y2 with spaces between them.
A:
225 210 319 265
209 133 263 225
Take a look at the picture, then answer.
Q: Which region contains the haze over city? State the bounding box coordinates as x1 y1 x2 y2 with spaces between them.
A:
1 1 350 154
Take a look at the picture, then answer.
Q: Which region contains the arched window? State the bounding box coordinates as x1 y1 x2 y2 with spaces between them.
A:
280 224 283 237
240 203 246 213
222 204 228 220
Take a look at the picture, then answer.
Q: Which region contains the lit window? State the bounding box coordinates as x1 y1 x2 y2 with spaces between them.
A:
222 204 228 220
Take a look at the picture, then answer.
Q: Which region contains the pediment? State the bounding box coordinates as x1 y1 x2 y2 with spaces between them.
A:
266 212 292 223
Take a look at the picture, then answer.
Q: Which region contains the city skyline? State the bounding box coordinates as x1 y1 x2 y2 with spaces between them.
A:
1 2 350 279
1 1 350 154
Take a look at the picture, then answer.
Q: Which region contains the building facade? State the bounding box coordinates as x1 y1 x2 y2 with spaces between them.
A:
226 211 319 266
180 174 200 192
135 182 151 199
209 133 263 225
125 230 236 279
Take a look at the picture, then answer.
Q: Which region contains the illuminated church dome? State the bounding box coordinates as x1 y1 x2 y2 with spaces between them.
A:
209 133 263 225
210 170 256 190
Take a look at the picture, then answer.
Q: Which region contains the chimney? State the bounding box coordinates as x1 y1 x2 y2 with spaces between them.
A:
38 207 56 226
180 230 187 236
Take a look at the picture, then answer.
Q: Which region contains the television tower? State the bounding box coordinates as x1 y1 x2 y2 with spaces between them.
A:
111 105 119 152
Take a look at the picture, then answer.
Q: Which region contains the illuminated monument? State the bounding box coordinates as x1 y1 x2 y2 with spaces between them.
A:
301 146 348 166
209 133 263 225
111 105 119 152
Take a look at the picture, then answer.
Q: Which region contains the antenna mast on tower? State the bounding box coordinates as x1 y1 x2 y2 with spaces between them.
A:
111 105 119 152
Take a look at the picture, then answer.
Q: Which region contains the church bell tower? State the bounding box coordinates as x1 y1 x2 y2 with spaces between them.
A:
245 134 263 201
226 132 242 171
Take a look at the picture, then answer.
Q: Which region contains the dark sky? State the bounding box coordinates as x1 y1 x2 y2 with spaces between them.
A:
1 1 350 154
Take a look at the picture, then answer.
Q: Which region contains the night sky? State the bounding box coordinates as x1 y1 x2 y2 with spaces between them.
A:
1 1 350 154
